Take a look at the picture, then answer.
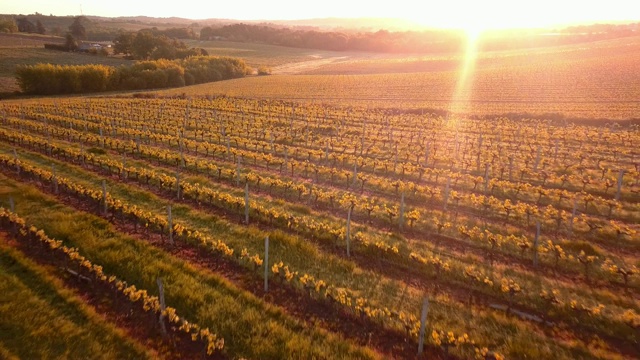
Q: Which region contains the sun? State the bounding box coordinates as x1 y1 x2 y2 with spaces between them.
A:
463 23 484 43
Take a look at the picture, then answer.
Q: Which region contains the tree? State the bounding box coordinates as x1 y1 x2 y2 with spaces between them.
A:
0 17 18 33
36 20 46 34
132 30 159 60
200 26 214 40
113 32 136 55
51 25 62 36
115 29 200 60
16 17 36 33
158 27 195 39
69 16 87 40
65 33 78 51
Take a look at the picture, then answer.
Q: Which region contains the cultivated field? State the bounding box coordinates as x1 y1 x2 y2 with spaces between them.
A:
0 96 637 359
184 39 350 68
162 35 640 120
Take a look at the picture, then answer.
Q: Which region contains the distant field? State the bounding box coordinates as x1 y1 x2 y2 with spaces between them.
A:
302 35 640 75
0 46 130 94
184 39 354 68
159 35 640 120
0 33 64 48
155 74 639 120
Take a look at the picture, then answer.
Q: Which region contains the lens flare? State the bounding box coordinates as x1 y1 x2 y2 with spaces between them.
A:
448 28 481 124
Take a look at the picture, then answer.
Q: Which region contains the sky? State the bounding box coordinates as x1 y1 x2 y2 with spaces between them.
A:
2 1 639 30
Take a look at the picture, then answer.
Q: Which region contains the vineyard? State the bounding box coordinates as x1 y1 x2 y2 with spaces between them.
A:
0 95 638 359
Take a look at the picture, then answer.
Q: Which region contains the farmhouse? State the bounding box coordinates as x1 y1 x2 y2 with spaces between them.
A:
77 42 112 52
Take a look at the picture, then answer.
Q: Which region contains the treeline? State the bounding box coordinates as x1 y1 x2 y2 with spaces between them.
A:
143 27 197 39
97 27 196 42
16 56 251 95
14 17 46 34
87 27 197 42
200 24 467 53
200 23 640 53
3 13 199 41
113 29 206 60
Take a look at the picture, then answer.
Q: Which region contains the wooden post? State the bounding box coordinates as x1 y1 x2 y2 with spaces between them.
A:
424 143 430 167
443 177 451 210
99 128 104 148
236 156 241 186
80 143 85 167
393 152 398 174
156 278 168 337
264 236 269 292
121 153 127 180
13 149 19 175
484 163 490 193
476 133 483 171
399 192 405 230
305 126 310 148
244 183 250 225
167 205 174 245
101 180 107 214
324 142 329 162
570 198 577 232
346 206 352 257
533 221 540 267
9 197 14 212
534 146 541 172
284 147 288 168
417 298 430 354
508 156 513 182
179 138 185 168
52 164 58 194
176 173 181 200
598 128 603 144
615 170 624 201
454 136 460 161
360 119 365 156
352 163 358 187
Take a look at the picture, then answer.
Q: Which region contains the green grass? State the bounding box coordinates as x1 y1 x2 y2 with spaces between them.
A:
0 173 379 360
0 240 154 360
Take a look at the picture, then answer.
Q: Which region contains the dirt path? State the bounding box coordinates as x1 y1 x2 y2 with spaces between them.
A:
271 55 350 74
